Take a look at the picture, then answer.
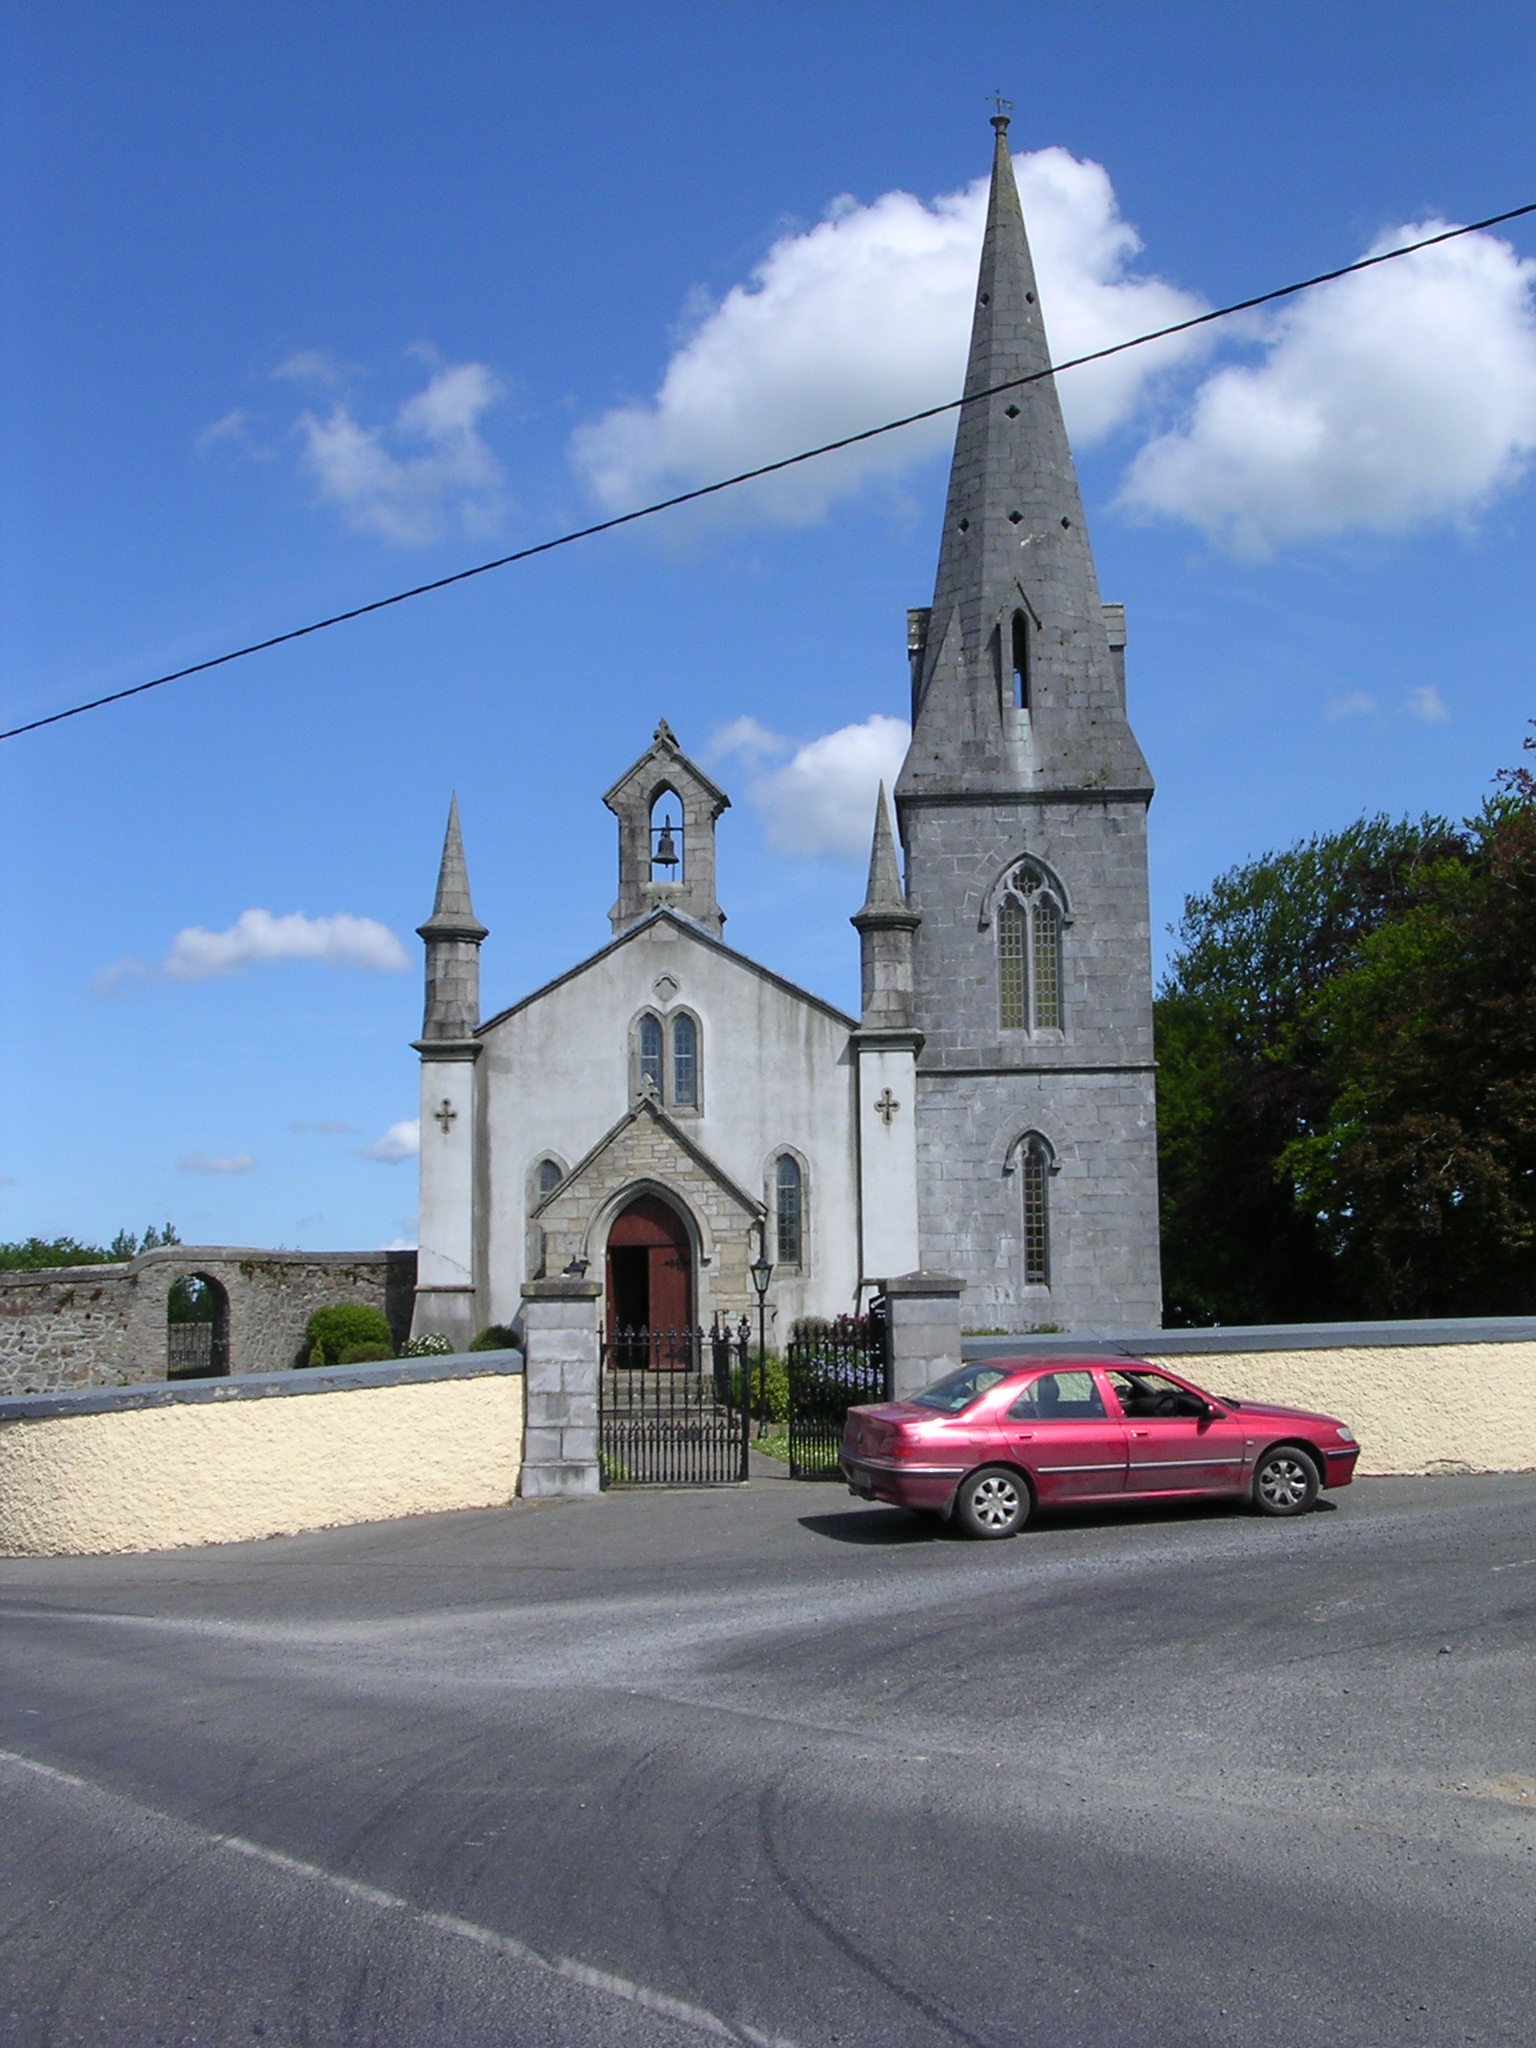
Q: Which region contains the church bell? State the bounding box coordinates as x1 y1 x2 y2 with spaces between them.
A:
653 817 680 870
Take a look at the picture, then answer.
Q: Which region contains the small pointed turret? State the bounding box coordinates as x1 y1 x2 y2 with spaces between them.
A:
851 784 920 1031
897 113 1151 803
416 794 487 1042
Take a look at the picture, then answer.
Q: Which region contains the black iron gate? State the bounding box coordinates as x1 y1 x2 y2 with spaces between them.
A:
599 1322 751 1485
786 1305 891 1478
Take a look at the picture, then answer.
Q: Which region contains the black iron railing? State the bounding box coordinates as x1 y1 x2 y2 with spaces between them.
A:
599 1321 751 1485
786 1307 891 1478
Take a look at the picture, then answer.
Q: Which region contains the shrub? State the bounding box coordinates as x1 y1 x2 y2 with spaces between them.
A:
303 1303 394 1366
338 1341 395 1364
469 1324 521 1352
729 1348 788 1422
401 1332 455 1357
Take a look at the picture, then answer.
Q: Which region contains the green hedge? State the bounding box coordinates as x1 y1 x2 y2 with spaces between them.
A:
469 1324 521 1352
302 1304 394 1366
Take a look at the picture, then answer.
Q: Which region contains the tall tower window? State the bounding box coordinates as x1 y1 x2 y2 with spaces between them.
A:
672 1013 698 1107
639 1013 663 1092
998 900 1027 1031
775 1154 803 1267
1011 611 1030 711
1021 1137 1051 1285
996 862 1067 1033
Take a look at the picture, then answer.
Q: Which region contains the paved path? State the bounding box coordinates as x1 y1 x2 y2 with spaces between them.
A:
2 1473 1534 2046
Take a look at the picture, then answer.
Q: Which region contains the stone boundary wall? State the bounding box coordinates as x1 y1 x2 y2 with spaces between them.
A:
0 1350 523 1556
0 1247 418 1398
964 1318 1536 1476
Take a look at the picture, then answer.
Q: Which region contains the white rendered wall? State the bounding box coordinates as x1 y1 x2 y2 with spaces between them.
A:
477 920 860 1334
415 1058 477 1336
857 1045 921 1282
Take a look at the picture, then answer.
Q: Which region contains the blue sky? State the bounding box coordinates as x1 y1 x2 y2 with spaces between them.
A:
3 1 1535 1253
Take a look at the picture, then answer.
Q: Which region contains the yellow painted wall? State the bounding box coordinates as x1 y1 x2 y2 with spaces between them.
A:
0 1373 524 1557
1184 1343 1536 1476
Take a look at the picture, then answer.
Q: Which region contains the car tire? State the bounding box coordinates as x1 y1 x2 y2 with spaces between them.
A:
1252 1445 1321 1517
955 1466 1030 1540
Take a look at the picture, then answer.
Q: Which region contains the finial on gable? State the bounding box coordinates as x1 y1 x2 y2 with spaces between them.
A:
654 717 677 747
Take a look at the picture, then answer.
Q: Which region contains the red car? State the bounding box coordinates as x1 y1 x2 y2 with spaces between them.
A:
841 1357 1359 1538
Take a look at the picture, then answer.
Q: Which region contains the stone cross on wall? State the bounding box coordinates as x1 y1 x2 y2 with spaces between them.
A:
875 1087 901 1126
434 1098 458 1135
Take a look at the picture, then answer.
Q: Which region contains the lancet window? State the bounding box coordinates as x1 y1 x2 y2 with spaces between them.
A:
639 1013 664 1092
1020 1136 1051 1286
996 862 1066 1033
672 1013 698 1107
775 1153 804 1268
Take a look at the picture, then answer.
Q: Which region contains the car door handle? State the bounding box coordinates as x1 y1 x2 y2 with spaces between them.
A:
1008 1429 1034 1440
1131 1430 1151 1439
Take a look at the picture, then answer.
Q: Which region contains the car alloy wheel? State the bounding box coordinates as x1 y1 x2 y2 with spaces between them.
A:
957 1466 1029 1540
1252 1446 1320 1517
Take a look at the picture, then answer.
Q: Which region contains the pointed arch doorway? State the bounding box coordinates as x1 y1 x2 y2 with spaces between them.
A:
606 1192 693 1339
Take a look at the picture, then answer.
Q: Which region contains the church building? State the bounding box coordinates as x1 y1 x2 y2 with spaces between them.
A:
410 114 1162 1349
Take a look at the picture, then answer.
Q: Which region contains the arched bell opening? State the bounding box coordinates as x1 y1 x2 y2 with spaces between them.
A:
605 1191 694 1350
166 1272 231 1380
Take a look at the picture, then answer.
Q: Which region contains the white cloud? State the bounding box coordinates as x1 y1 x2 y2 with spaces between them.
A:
715 713 910 858
1408 684 1451 723
573 149 1207 526
97 910 409 991
196 408 256 457
272 349 342 386
178 1152 256 1175
1326 691 1379 720
360 1119 421 1164
1122 221 1536 554
297 358 506 544
289 1118 357 1135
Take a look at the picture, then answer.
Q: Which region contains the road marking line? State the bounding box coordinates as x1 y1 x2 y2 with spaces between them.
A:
0 1746 795 2048
1490 1559 1536 1573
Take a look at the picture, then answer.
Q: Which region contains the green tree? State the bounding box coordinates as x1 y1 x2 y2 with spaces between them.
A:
302 1303 394 1365
1283 756 1536 1314
1155 813 1468 1324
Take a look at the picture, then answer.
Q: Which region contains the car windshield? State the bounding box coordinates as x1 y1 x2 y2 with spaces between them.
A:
908 1364 1011 1415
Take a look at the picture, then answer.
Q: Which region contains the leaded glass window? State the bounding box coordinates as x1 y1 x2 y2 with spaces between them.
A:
776 1154 803 1266
998 899 1027 1030
1032 898 1062 1030
537 1158 561 1199
1021 1138 1050 1286
672 1013 697 1107
639 1013 663 1092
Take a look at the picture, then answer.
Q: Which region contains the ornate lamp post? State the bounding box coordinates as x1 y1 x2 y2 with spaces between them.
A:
749 1245 773 1439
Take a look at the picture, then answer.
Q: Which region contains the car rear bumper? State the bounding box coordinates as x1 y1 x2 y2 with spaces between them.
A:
841 1454 965 1511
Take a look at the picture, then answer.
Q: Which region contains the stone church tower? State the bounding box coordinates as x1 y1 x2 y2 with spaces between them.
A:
896 112 1162 1329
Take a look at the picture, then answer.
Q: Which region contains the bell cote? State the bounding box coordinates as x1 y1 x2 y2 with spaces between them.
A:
604 720 730 937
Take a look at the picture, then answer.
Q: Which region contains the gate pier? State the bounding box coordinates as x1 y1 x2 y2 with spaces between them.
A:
520 1275 603 1498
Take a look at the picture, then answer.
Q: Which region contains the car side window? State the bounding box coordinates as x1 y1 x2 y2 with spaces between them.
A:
1006 1370 1107 1421
1105 1369 1209 1419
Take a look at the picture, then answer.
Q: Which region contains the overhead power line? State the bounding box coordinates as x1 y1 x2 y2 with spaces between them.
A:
4 200 1533 746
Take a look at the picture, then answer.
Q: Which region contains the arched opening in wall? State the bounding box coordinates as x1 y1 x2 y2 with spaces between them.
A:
166 1273 230 1379
606 1192 693 1341
649 789 684 881
1011 610 1030 711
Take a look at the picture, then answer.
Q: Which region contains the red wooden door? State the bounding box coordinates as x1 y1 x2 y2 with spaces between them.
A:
606 1194 693 1340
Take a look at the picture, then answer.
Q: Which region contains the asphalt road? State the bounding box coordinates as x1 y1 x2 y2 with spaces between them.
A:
2 1469 1534 2048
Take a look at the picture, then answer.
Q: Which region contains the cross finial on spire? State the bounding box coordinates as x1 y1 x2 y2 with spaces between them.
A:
990 88 1012 133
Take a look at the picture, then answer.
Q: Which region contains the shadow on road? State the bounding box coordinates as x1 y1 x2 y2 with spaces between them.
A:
798 1493 1339 1546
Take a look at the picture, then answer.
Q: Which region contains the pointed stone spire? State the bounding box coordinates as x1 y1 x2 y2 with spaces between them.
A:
851 784 920 1031
418 793 487 942
897 113 1151 802
416 794 487 1043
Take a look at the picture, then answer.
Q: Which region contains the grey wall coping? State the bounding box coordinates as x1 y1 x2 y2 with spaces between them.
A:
0 1349 523 1424
0 1245 413 1290
964 1317 1536 1362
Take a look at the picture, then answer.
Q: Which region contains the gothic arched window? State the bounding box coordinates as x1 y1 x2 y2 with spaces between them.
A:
672 1013 698 1107
996 862 1066 1033
639 1013 663 1092
775 1153 803 1267
537 1158 561 1200
1020 1136 1051 1286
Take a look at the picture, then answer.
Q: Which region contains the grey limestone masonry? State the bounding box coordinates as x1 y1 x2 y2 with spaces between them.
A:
895 118 1161 1334
883 1271 964 1401
519 1278 602 1498
0 1248 417 1399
